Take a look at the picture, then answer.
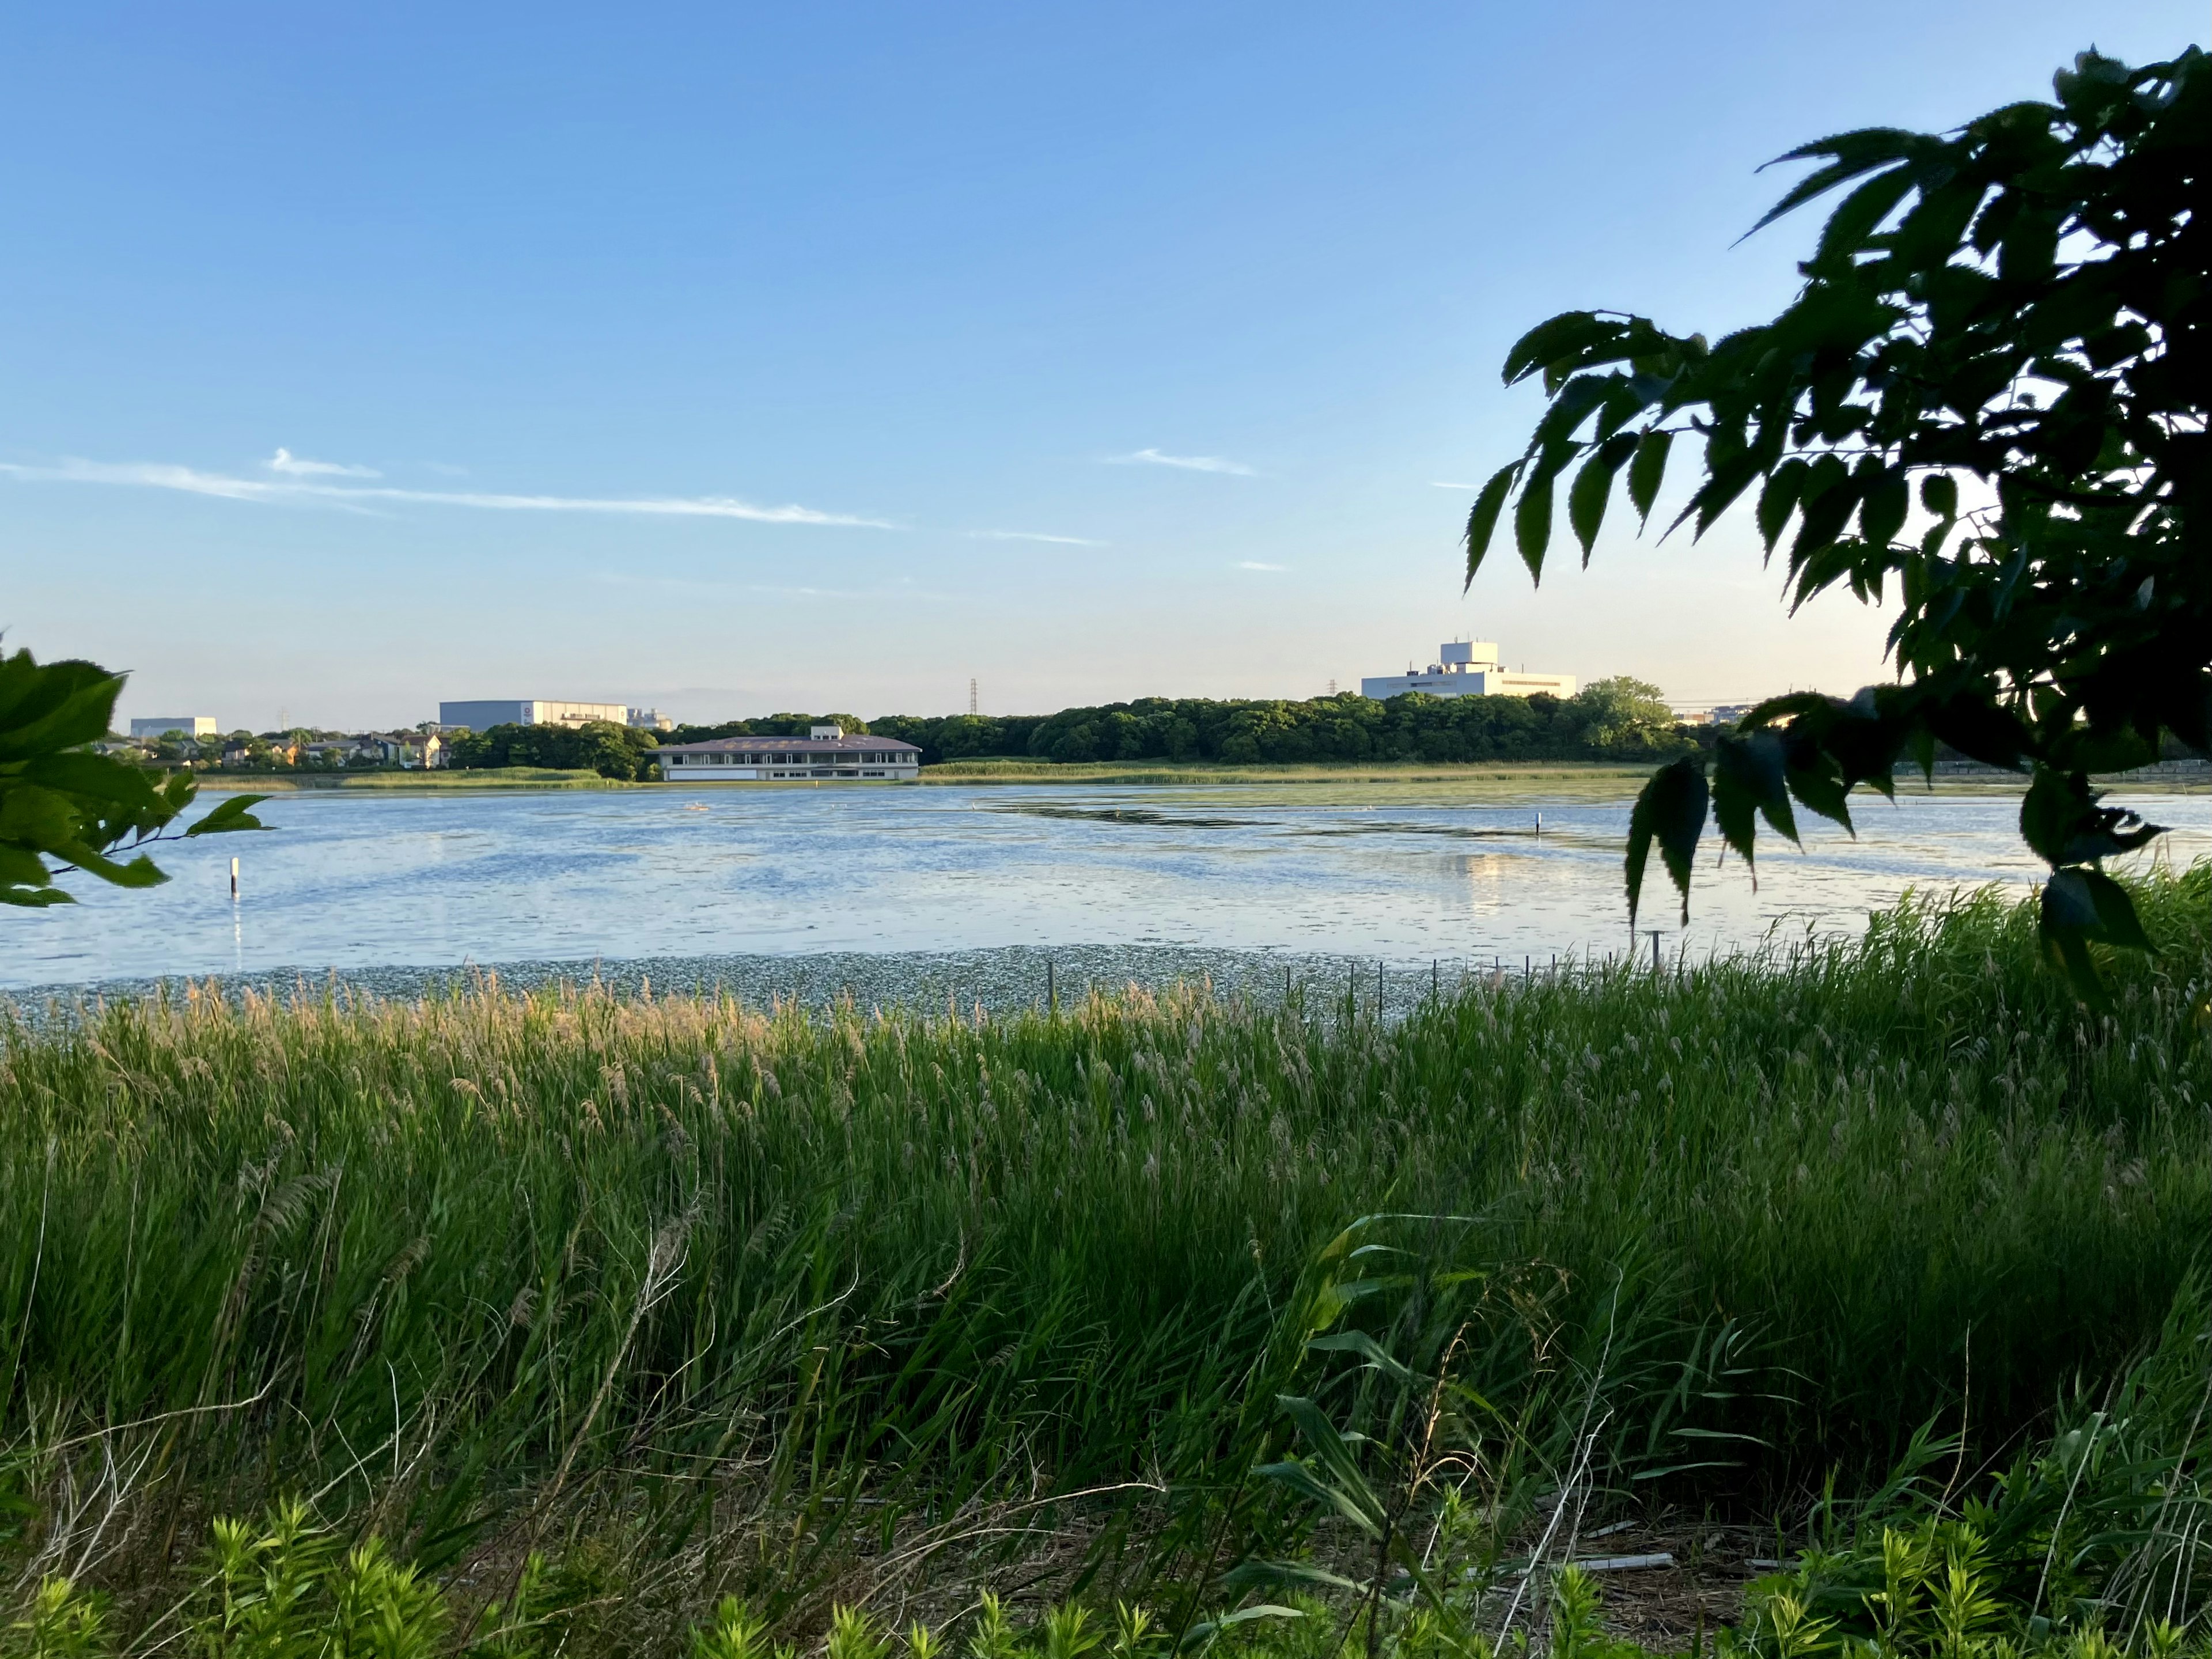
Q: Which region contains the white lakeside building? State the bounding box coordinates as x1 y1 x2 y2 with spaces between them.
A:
656 725 920 783
1359 641 1575 702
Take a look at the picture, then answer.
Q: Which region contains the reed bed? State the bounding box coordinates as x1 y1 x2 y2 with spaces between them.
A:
0 867 2206 1634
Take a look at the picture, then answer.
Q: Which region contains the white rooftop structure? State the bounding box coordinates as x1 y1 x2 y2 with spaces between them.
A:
1360 642 1575 702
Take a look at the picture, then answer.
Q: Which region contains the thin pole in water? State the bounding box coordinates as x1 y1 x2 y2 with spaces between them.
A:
1433 959 1440 1001
1047 957 1056 1016
1376 959 1384 1011
229 857 239 900
1645 929 1664 972
1535 810 1541 838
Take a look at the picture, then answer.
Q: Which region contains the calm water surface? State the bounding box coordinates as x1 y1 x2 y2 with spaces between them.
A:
8 780 2205 1001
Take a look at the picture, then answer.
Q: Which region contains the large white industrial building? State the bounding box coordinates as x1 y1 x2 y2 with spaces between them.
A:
655 725 919 782
130 716 218 739
437 699 673 732
1360 642 1574 702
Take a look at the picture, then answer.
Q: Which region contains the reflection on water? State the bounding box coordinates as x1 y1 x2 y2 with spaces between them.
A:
6 779 2204 996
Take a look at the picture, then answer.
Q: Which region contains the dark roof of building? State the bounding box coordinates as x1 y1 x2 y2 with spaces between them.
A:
655 735 920 755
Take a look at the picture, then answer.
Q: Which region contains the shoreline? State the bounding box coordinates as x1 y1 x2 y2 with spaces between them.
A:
187 755 2212 795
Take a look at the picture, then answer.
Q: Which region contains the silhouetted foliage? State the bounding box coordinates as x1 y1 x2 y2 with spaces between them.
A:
1464 47 2206 999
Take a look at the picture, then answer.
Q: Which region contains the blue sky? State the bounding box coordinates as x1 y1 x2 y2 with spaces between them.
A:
3 2 2199 730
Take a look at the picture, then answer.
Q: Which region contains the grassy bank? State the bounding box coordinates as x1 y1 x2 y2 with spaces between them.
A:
915 757 1670 787
194 766 636 791
1 870 2207 1644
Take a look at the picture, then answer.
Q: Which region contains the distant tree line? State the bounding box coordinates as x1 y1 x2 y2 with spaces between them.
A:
442 682 1719 779
666 679 1705 767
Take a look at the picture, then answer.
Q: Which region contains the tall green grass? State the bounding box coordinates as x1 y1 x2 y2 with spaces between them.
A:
1 868 2206 1618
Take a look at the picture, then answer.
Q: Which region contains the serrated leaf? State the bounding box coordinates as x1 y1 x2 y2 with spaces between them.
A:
1514 472 1555 585
1859 468 1910 547
1502 312 1624 387
1626 756 1708 928
1756 459 1809 552
1567 435 1636 561
1627 429 1672 522
1919 473 1959 519
1713 730 1798 877
1462 464 1518 590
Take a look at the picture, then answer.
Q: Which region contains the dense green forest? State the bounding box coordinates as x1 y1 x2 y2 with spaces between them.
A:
645 677 1703 770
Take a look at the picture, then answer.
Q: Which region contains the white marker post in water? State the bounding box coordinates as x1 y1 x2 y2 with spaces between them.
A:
230 857 240 900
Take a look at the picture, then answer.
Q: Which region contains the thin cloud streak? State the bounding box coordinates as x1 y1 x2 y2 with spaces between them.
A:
1430 480 1479 490
1106 447 1257 476
967 529 1107 547
0 457 897 528
268 448 380 478
1236 560 1287 571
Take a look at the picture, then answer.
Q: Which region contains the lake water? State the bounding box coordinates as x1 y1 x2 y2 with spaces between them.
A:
8 779 2205 1008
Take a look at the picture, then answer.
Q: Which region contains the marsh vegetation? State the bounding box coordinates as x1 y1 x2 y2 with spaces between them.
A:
0 869 2206 1653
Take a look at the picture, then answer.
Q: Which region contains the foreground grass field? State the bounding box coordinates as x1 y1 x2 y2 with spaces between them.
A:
1 869 2207 1650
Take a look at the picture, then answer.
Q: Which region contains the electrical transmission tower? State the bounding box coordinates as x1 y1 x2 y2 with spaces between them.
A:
968 678 978 716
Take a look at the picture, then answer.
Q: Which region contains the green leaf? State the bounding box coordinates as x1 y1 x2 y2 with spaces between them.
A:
2019 768 2163 866
1859 469 1910 548
1218 1560 1363 1595
2040 868 2155 1005
1566 434 1637 562
1751 130 1926 233
183 794 272 837
1626 756 1709 928
1514 471 1555 585
1306 1330 1421 1389
1273 1395 1389 1535
1919 473 1958 519
20 751 165 807
0 887 74 908
1712 730 1798 876
0 656 125 762
1626 429 1672 523
1501 312 1623 387
1756 459 1809 552
1462 464 1518 590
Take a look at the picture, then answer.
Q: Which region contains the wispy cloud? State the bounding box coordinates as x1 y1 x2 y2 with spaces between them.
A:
0 456 897 528
1236 560 1286 572
267 447 380 479
591 571 949 603
1429 480 1479 490
1106 447 1257 476
966 529 1107 548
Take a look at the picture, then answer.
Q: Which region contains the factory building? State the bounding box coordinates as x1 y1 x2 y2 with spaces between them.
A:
1359 642 1574 702
129 716 218 739
437 699 673 732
